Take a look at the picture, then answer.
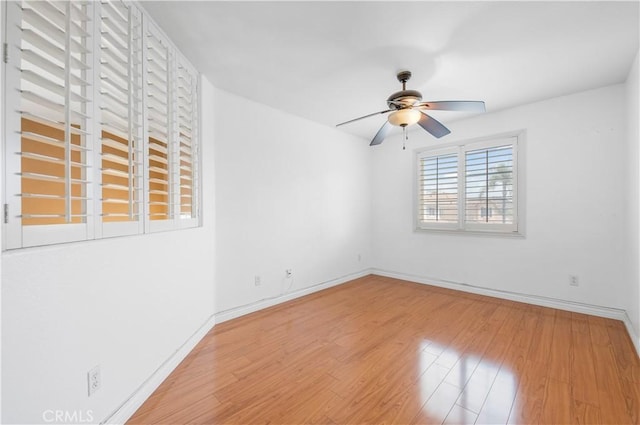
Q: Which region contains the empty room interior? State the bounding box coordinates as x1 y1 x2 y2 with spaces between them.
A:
1 1 640 424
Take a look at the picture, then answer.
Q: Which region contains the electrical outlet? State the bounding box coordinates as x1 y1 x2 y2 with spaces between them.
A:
285 269 293 278
358 254 362 262
569 275 579 287
88 366 101 396
254 275 261 286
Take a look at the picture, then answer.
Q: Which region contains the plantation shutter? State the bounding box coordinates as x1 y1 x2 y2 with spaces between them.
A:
98 0 144 237
417 149 459 229
464 140 517 231
3 1 202 249
5 0 94 248
176 57 199 225
145 23 174 230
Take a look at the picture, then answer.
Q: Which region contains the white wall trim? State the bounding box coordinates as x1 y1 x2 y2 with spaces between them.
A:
372 268 640 357
102 314 217 425
215 269 371 324
622 312 640 357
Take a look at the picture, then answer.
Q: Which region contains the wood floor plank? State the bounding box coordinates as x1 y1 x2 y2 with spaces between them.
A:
605 320 640 383
475 365 519 425
443 404 478 425
570 312 600 407
455 306 524 415
541 378 571 425
549 313 572 384
127 276 640 425
371 362 451 425
411 382 462 424
571 401 601 425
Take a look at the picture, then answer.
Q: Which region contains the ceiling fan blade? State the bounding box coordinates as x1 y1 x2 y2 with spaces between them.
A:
336 109 392 127
418 101 486 112
370 121 393 146
418 112 451 138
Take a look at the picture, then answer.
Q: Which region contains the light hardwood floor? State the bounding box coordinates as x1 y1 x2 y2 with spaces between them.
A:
128 275 640 424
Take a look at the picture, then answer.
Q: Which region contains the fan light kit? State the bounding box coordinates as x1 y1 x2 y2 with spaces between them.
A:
387 109 421 127
336 70 486 149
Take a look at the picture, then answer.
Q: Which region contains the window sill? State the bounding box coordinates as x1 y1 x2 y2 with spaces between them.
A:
414 227 525 239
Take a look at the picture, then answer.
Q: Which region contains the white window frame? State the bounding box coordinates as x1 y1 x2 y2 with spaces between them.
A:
414 130 525 236
1 0 201 250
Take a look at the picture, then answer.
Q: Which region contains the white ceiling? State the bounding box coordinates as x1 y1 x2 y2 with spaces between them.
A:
142 1 639 142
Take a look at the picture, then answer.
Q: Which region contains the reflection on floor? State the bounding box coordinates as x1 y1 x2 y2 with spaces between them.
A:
128 275 640 424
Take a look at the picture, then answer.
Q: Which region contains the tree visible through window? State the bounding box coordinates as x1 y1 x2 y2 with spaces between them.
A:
465 146 513 224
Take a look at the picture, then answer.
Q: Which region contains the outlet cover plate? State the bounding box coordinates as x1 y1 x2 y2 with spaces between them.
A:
88 366 101 396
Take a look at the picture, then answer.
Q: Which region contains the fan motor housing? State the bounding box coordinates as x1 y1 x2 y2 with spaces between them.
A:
387 89 423 109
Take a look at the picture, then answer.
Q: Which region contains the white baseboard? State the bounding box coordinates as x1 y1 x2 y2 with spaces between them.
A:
215 269 371 324
622 312 640 357
102 314 217 425
372 268 640 357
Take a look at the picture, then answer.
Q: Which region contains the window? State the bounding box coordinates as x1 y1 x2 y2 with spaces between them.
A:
415 132 522 235
3 0 200 250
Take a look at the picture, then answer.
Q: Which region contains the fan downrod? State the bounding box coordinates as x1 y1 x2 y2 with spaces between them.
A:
387 70 422 109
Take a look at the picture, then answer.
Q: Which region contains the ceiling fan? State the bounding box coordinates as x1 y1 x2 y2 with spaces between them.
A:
336 70 486 147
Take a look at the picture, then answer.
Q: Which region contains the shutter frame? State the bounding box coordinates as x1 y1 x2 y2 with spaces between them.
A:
5 0 95 248
416 147 459 231
99 0 145 238
176 53 199 226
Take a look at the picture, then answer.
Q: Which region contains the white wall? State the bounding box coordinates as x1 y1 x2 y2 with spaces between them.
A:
213 88 371 315
0 1 7 422
0 1 4 421
626 51 639 346
371 84 630 312
1 79 217 424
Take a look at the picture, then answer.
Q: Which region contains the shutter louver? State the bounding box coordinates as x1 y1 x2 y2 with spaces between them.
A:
415 136 519 234
5 0 94 248
99 0 143 226
465 144 514 225
19 0 92 225
418 152 458 226
3 1 201 249
177 61 198 220
146 28 172 222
